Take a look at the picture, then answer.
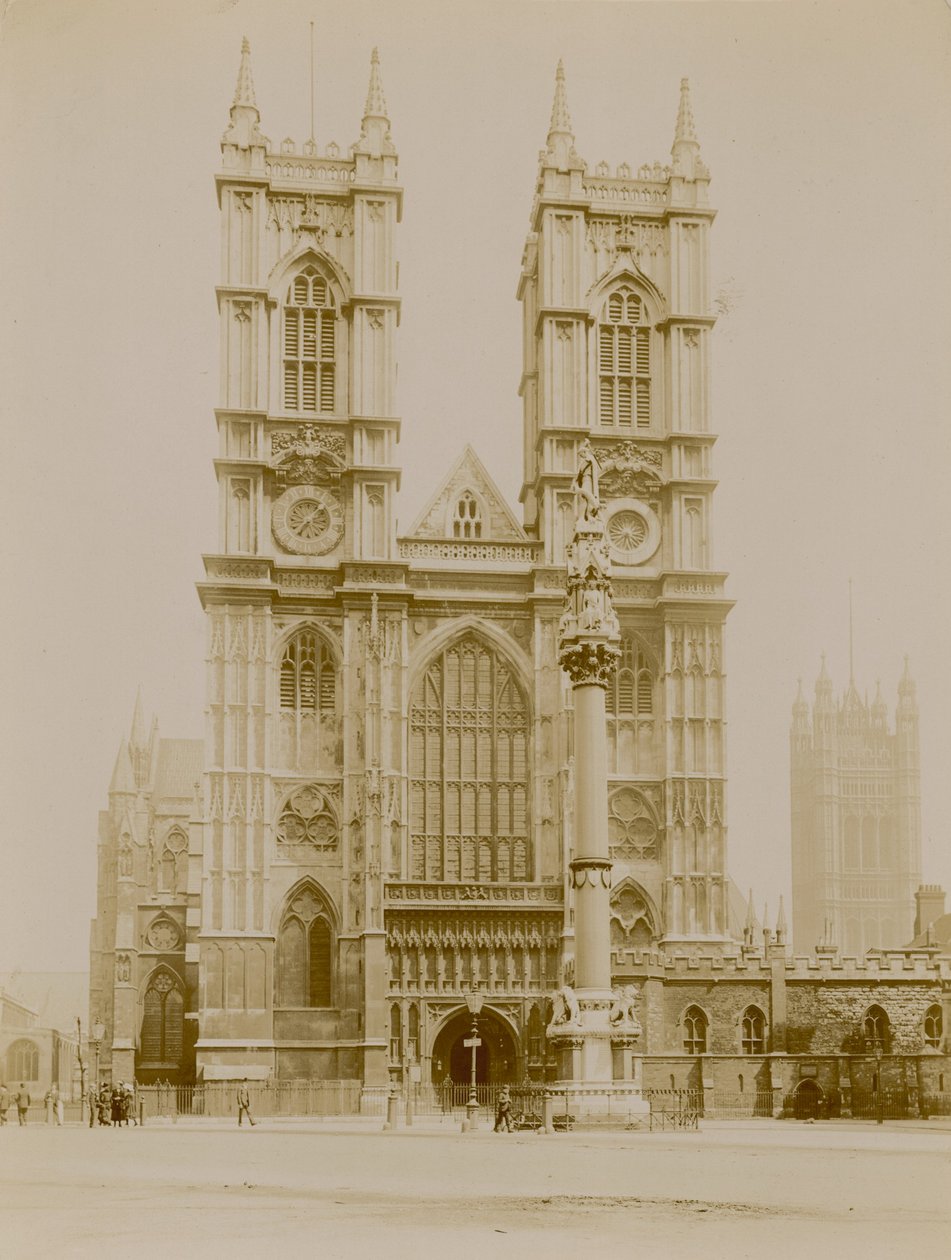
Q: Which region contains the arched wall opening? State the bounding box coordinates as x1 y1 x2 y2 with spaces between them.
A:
429 1006 520 1086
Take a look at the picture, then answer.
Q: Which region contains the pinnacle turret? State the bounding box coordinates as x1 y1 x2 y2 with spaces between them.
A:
898 655 917 704
222 37 269 152
670 77 704 180
355 46 395 158
233 36 257 109
129 687 149 750
814 652 834 708
108 740 136 796
544 60 580 169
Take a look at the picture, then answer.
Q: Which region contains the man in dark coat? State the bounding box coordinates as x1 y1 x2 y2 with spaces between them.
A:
237 1081 255 1126
15 1084 31 1125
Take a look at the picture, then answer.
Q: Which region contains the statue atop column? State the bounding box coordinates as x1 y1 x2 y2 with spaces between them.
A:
559 440 620 685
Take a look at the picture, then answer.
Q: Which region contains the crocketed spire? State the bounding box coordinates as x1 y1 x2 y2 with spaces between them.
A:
548 59 574 139
233 36 257 110
363 46 389 120
673 76 697 145
671 76 705 180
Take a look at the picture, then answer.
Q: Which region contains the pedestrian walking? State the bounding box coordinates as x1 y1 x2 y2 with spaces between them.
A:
494 1085 512 1132
98 1084 111 1125
44 1084 63 1125
15 1084 31 1125
236 1081 255 1126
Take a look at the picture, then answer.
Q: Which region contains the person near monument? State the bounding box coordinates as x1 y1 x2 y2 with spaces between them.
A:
0 1082 9 1124
494 1085 512 1133
44 1083 63 1125
15 1083 31 1125
236 1081 255 1126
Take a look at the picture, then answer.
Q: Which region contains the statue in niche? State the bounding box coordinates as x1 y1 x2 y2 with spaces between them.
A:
572 439 602 522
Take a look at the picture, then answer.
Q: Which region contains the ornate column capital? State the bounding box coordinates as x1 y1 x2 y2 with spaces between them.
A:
569 858 612 890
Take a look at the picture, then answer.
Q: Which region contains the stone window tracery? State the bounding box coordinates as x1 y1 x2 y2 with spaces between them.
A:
924 1005 942 1050
598 286 651 429
409 635 529 882
862 1005 889 1052
452 492 483 540
276 886 334 1007
140 970 184 1066
683 1005 708 1055
607 789 658 861
609 635 653 718
275 785 338 851
6 1038 39 1081
741 1006 766 1055
282 266 337 414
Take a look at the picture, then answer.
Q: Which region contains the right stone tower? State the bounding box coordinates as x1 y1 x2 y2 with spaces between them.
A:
518 68 733 945
790 658 922 954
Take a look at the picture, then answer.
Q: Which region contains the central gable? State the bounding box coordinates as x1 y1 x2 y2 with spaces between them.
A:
406 445 528 543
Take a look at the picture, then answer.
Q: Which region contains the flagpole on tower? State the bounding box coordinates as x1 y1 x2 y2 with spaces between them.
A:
309 20 316 144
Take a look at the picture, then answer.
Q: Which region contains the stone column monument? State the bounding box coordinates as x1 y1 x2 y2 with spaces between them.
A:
548 441 647 1113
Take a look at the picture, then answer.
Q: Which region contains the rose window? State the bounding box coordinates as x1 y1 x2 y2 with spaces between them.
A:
608 510 648 558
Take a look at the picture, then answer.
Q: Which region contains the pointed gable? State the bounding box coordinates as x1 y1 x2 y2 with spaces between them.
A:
405 445 527 543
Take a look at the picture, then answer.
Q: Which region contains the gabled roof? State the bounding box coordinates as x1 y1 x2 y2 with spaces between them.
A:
404 445 527 542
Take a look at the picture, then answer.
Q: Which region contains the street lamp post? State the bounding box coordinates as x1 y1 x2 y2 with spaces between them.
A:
875 1044 884 1126
463 993 484 1132
89 1021 105 1127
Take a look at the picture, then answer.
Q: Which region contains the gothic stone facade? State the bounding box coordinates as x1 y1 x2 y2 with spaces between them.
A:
89 45 949 1102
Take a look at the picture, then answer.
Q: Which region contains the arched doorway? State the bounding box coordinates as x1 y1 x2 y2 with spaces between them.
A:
793 1079 822 1120
430 1006 519 1086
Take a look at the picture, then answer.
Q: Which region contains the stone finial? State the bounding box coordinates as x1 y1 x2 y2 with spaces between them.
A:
775 896 787 944
673 77 697 145
363 46 389 120
233 36 258 109
545 60 580 168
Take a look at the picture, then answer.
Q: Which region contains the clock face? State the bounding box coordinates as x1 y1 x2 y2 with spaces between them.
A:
272 485 343 555
147 920 179 952
605 500 660 566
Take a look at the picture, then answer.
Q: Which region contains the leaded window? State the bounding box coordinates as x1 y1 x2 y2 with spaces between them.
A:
409 635 529 882
863 1005 889 1052
683 1006 708 1055
741 1006 766 1055
6 1039 39 1081
140 972 184 1066
276 886 333 1007
283 267 336 413
598 286 651 428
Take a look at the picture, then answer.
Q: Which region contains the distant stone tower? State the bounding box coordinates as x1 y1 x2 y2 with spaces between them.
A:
790 658 922 954
517 69 733 944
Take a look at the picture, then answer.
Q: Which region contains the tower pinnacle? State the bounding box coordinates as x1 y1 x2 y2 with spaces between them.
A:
545 60 579 168
233 36 257 109
671 77 703 180
355 47 395 157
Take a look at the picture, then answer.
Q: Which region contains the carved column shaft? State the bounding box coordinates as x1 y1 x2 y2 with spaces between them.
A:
571 682 613 991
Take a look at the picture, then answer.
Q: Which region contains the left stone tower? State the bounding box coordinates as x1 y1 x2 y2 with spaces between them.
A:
195 41 402 1084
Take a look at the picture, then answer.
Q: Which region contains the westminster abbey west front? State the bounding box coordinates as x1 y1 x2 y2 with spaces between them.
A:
89 43 951 1108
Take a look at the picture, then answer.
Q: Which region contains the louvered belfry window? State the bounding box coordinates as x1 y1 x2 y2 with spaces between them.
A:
608 635 654 718
280 631 336 714
283 267 336 413
598 287 650 428
409 636 529 882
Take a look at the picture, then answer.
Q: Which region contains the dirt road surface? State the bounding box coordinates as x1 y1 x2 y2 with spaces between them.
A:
0 1119 947 1258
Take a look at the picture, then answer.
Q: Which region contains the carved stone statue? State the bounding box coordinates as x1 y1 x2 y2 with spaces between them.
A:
609 984 642 1032
551 984 582 1026
573 439 602 522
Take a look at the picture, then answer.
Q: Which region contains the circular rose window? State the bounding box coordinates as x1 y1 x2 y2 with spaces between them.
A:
605 502 660 565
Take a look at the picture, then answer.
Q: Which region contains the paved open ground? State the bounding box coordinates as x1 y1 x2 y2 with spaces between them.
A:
0 1118 948 1259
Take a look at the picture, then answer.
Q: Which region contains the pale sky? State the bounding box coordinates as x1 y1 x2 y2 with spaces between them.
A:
1 0 949 972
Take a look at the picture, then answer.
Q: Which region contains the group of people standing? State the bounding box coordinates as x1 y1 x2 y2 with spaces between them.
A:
89 1082 137 1126
0 1083 35 1125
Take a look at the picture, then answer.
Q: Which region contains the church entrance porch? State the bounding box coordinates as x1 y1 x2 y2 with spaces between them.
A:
430 1006 519 1086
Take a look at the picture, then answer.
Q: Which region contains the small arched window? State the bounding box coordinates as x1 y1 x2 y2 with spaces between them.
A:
598 286 651 429
6 1039 39 1081
280 630 336 714
140 971 184 1066
683 1006 708 1055
741 1007 767 1055
863 1005 889 1052
276 886 334 1008
924 1004 942 1050
283 266 336 413
452 492 483 540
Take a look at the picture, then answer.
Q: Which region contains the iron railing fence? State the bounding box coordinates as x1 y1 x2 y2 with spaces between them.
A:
135 1080 370 1120
919 1092 951 1117
846 1089 909 1121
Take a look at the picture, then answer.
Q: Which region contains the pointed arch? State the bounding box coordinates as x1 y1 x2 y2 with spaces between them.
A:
740 1005 767 1055
408 628 531 883
681 1004 709 1055
862 1004 890 1053
139 966 185 1068
275 879 337 1008
610 876 660 944
274 623 341 773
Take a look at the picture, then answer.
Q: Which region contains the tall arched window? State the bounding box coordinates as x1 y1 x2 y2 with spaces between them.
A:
276 885 334 1007
280 630 336 714
282 266 336 413
683 1006 708 1055
863 1005 889 1052
140 971 184 1066
923 1005 942 1051
608 635 653 718
598 286 651 429
409 634 529 882
741 1007 767 1055
6 1039 39 1081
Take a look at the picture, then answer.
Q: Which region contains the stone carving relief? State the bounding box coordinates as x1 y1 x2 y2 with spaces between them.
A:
115 953 132 983
550 985 581 1026
275 784 338 852
608 788 659 860
608 985 642 1033
596 441 665 500
270 424 347 487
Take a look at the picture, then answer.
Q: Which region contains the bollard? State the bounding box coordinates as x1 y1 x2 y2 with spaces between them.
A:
383 1089 399 1131
139 1100 145 1127
542 1091 554 1134
405 1088 414 1128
